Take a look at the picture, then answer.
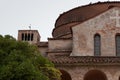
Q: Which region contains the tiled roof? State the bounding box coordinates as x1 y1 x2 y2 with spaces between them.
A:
52 22 80 38
55 1 120 27
48 55 120 65
52 1 120 38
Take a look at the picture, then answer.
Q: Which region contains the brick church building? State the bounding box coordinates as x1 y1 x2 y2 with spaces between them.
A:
18 1 120 80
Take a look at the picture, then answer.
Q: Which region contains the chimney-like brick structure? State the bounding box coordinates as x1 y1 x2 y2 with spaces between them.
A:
18 30 40 44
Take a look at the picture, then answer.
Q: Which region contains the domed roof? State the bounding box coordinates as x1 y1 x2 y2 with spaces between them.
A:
52 1 120 38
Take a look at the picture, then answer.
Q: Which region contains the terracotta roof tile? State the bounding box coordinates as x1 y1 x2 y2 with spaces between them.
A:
48 55 120 65
53 1 120 38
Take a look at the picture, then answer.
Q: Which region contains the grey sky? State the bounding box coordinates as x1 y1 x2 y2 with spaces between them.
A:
0 0 119 41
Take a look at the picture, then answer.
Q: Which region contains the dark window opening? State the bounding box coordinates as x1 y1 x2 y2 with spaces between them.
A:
28 33 30 41
25 33 28 41
116 34 120 56
94 34 101 56
21 33 24 40
31 33 34 41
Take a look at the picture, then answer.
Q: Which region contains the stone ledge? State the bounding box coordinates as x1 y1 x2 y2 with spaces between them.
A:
47 50 72 53
37 42 48 47
48 37 72 40
49 56 120 65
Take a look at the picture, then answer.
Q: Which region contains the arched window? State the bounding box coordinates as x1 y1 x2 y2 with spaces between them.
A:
28 33 30 41
31 33 34 41
116 34 120 56
25 33 28 41
94 34 101 56
21 33 24 40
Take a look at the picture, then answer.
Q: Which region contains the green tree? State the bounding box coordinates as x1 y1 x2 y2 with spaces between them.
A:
0 35 61 80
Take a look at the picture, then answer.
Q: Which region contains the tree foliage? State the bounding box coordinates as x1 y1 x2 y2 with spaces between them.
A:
0 35 61 80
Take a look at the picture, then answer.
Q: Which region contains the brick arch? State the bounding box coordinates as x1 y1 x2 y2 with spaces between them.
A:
60 69 72 80
84 69 107 80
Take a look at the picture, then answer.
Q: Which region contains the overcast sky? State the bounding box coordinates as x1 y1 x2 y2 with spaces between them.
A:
0 0 119 41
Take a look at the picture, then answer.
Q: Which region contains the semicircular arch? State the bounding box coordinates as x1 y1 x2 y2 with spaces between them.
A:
84 69 107 80
60 69 72 80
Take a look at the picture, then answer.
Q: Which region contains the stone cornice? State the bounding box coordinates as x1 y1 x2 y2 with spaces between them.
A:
48 56 120 66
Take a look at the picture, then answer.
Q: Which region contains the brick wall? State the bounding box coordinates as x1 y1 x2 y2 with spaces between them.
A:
71 7 120 56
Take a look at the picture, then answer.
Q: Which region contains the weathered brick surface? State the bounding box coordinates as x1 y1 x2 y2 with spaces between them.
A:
18 30 40 44
71 7 120 56
48 39 72 51
38 47 48 56
18 6 120 80
57 65 120 80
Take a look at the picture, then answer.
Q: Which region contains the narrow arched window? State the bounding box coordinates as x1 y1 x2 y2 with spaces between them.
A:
28 33 30 41
94 34 101 56
21 33 24 41
31 33 34 41
25 33 28 41
116 34 120 56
